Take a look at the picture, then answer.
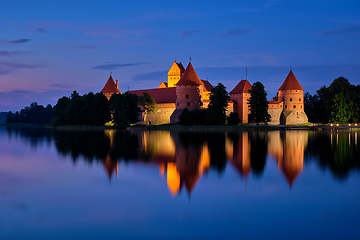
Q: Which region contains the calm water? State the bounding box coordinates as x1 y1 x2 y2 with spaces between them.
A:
0 126 359 240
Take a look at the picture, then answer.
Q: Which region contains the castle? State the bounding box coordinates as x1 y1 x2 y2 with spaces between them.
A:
101 61 308 125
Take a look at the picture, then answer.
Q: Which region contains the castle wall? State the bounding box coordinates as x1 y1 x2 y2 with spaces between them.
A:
143 103 176 125
281 110 308 125
268 108 283 125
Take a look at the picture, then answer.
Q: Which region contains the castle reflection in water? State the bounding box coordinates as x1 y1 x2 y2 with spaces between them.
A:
138 131 309 195
5 127 359 196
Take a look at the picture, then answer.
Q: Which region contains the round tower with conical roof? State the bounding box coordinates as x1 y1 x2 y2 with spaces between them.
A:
175 63 204 110
278 70 308 124
278 70 304 111
100 75 121 100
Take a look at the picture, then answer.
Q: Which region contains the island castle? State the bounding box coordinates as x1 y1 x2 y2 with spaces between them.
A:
101 61 308 125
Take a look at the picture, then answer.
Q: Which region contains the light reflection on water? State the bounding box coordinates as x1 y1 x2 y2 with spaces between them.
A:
0 126 359 240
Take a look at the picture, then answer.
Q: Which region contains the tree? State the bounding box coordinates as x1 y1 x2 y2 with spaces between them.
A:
206 83 229 125
248 82 270 124
138 92 157 124
179 108 207 125
109 92 141 128
227 112 240 125
53 96 71 126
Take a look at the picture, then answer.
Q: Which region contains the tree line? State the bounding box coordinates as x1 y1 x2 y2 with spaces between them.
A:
6 102 53 125
304 77 360 123
6 91 156 128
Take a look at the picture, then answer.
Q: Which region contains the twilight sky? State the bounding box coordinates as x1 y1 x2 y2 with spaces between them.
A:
0 0 359 111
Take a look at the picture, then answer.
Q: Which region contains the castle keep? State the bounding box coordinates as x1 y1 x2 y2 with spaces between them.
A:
101 61 308 125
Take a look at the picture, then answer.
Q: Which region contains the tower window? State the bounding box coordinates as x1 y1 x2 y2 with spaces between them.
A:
293 105 296 109
177 103 179 106
299 98 301 101
290 98 292 101
285 105 287 109
186 94 189 99
187 102 190 106
301 105 302 108
282 98 284 101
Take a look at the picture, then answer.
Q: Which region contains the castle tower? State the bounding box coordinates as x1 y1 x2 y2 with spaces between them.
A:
100 75 121 100
278 70 308 125
175 63 204 110
229 80 252 123
167 61 185 88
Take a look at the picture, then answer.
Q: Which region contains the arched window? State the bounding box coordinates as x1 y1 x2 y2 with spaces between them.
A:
299 98 301 101
285 105 287 109
187 102 190 106
293 105 296 109
186 94 189 99
290 98 292 101
282 98 285 101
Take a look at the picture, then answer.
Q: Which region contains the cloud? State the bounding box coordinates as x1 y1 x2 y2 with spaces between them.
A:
75 46 99 50
179 29 202 37
0 61 37 69
0 51 29 57
131 71 167 81
8 39 32 44
35 27 50 33
91 62 149 70
219 28 253 36
316 25 360 36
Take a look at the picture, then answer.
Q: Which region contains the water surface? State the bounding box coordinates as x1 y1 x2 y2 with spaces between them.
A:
0 126 359 239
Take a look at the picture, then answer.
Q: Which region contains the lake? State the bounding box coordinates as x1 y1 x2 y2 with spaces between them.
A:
0 126 359 240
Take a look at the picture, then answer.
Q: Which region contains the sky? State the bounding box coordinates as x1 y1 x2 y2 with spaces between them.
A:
0 0 359 112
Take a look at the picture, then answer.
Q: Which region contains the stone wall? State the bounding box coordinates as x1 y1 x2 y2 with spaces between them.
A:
143 104 176 125
280 110 308 125
268 108 283 125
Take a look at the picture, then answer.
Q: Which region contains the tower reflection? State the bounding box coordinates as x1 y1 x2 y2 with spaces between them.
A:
140 131 210 196
268 131 308 187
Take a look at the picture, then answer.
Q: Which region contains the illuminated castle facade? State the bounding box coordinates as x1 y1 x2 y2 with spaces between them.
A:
100 61 308 125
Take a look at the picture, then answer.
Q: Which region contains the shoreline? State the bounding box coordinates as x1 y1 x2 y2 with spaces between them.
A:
2 123 359 131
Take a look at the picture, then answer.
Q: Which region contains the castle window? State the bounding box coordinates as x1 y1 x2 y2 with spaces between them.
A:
290 98 292 101
282 98 284 101
301 105 302 108
177 103 179 106
299 98 301 101
285 105 287 109
293 105 296 109
186 94 189 99
187 102 190 106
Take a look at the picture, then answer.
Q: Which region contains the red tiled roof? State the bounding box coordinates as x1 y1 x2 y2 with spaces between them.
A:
158 82 168 88
129 87 176 104
278 70 304 91
201 80 214 92
229 80 252 94
176 63 204 86
101 76 121 94
177 62 185 73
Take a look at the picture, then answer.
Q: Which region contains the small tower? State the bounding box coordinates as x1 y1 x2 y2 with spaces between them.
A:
175 63 204 110
229 80 252 123
278 70 308 124
167 61 185 88
101 75 121 100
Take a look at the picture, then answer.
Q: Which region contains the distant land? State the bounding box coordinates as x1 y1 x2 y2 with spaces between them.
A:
0 112 7 124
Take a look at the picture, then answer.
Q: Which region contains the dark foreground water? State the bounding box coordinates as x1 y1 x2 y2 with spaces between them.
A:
0 126 359 240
